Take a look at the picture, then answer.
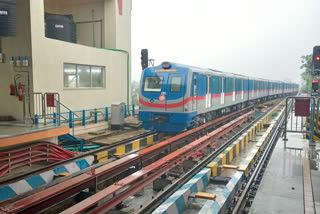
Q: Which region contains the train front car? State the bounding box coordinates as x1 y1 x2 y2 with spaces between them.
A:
139 62 195 132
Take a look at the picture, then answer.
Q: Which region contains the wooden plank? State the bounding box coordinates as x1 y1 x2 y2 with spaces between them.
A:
195 192 216 200
222 165 239 169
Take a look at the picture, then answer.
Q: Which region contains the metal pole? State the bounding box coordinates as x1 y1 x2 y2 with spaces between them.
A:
284 97 288 142
94 109 98 123
105 107 109 121
57 93 61 126
69 111 73 128
82 110 86 126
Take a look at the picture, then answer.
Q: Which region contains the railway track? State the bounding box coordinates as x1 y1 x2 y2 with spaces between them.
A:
0 130 156 186
136 105 274 213
0 105 254 213
61 111 254 214
146 99 286 214
61 100 283 214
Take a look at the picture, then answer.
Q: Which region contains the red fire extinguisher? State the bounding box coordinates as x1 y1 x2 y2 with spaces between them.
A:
18 85 23 101
10 84 15 96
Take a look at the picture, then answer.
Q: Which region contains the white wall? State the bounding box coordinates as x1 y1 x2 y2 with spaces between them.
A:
29 0 131 112
0 0 32 120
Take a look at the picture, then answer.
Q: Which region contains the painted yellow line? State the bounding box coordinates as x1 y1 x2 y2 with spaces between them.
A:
116 145 126 155
147 136 154 145
226 147 233 163
96 151 108 163
207 162 218 176
132 140 140 150
233 141 240 157
218 153 227 166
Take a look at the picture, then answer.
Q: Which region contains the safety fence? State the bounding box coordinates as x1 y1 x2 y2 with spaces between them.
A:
36 102 138 128
23 92 139 131
283 96 319 143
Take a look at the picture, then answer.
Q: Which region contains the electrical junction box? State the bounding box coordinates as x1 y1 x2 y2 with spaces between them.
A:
111 102 125 130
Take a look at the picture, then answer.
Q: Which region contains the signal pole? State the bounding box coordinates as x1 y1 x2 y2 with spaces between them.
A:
312 46 320 96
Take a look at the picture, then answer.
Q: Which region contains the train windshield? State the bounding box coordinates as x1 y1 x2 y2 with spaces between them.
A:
170 76 182 92
144 76 163 92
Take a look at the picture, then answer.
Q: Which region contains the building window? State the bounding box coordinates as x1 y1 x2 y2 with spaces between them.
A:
64 64 104 89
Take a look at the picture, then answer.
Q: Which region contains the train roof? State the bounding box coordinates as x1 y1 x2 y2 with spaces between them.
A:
149 62 297 85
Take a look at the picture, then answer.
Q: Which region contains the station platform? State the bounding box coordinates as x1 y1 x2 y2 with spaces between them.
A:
250 131 319 213
0 121 69 149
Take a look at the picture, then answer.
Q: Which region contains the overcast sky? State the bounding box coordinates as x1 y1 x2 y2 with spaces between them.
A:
131 0 320 84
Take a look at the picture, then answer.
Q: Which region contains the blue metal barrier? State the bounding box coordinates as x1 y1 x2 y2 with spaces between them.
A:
35 103 138 130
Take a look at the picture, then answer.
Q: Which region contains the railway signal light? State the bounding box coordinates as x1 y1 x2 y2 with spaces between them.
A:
313 46 320 75
312 79 319 96
141 49 148 70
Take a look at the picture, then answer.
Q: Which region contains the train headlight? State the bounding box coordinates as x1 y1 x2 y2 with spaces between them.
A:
161 62 172 69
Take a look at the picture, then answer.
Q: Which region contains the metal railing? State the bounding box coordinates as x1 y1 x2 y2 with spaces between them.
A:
23 92 44 123
36 102 139 131
24 92 140 134
283 96 318 143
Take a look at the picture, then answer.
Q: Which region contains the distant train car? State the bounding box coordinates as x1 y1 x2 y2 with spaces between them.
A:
139 62 299 132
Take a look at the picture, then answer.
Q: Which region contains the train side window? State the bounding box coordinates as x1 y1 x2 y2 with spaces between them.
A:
144 76 163 92
227 78 232 93
208 76 212 93
237 79 242 92
193 76 197 96
215 77 219 94
170 76 182 92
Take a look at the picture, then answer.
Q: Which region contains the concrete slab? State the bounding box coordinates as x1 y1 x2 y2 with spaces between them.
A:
0 121 61 139
311 170 320 214
249 134 304 214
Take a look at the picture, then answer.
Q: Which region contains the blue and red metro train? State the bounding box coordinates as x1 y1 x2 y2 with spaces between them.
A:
139 62 299 132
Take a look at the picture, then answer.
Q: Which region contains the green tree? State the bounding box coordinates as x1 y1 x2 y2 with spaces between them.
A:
300 54 313 94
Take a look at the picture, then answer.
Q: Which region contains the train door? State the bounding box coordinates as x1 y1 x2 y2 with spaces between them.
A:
232 78 236 102
192 75 197 111
206 76 211 108
252 80 255 98
166 74 185 112
221 77 225 105
241 79 244 100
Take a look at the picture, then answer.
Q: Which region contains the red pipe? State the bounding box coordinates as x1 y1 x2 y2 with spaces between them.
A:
0 143 76 179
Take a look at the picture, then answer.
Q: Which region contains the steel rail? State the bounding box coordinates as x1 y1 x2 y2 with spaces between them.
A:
61 111 254 214
231 105 285 214
136 100 283 214
0 107 252 213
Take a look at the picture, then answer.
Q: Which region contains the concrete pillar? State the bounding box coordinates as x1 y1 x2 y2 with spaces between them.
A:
104 0 116 49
